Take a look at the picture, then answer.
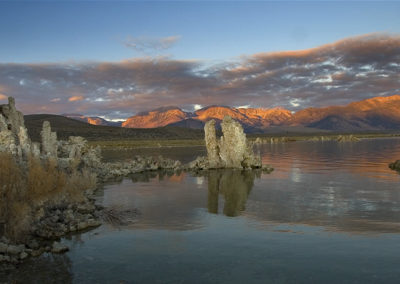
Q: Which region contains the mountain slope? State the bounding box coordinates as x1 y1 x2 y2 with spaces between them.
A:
64 114 122 127
292 95 400 130
122 106 190 128
123 105 293 130
118 95 400 132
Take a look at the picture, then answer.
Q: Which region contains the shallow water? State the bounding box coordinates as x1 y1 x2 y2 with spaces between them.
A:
4 138 400 283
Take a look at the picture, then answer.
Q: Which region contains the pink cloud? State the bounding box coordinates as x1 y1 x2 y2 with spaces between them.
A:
68 96 84 102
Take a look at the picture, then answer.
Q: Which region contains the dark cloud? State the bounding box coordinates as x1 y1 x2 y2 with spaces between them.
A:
0 33 399 119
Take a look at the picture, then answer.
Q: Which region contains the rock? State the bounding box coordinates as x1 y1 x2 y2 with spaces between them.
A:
19 251 28 260
0 242 7 253
219 116 250 168
0 255 10 262
0 114 7 131
32 142 41 157
205 120 221 168
0 97 25 137
41 121 58 157
51 242 69 254
77 222 89 230
337 135 360 142
18 126 31 157
30 248 43 257
0 129 17 155
389 160 400 171
187 156 209 170
262 164 274 173
87 219 101 227
27 239 39 250
6 244 25 255
189 116 263 170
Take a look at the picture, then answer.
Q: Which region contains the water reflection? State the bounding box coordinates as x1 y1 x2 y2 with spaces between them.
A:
259 138 400 181
0 254 73 283
205 170 259 217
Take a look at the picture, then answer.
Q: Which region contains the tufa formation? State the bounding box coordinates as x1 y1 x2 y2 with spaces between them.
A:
189 115 268 170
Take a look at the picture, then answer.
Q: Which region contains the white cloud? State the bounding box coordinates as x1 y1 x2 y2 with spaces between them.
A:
107 88 124 95
290 99 301 107
312 75 333 84
193 104 203 111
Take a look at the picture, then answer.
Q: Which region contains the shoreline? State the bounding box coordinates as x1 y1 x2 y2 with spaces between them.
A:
88 133 400 149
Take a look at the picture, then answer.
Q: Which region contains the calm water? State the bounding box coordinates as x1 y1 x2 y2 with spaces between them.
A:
4 138 400 283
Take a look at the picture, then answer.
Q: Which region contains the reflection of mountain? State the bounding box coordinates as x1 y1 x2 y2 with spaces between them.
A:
207 170 259 217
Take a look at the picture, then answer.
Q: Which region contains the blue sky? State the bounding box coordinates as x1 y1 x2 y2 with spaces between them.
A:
0 1 400 118
1 1 400 62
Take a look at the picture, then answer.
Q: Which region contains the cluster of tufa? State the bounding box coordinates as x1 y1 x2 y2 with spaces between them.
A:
0 97 37 158
189 116 266 170
0 97 102 170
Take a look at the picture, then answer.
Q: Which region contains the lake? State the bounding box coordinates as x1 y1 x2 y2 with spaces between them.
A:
3 138 400 283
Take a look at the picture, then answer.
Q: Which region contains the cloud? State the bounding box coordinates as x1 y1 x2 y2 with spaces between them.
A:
193 104 203 111
123 35 181 54
0 33 399 118
0 94 7 101
68 96 84 102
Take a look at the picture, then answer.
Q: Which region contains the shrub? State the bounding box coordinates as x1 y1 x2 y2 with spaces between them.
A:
0 152 97 242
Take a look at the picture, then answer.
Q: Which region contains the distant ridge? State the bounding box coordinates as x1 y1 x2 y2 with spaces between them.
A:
121 95 400 132
122 107 190 128
64 114 122 127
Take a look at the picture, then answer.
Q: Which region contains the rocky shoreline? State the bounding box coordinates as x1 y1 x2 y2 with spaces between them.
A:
0 97 273 268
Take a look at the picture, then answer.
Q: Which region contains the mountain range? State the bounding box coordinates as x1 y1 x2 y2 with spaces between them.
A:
63 114 122 127
65 95 400 133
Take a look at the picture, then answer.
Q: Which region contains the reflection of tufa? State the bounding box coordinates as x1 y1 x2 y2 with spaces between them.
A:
207 170 258 217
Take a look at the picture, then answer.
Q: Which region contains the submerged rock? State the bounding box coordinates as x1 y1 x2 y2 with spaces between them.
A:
98 155 182 181
51 242 69 254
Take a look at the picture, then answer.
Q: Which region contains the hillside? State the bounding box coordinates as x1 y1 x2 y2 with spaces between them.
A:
122 106 190 128
290 95 400 130
24 114 204 142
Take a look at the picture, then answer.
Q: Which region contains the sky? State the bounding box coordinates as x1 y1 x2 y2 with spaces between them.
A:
0 0 400 120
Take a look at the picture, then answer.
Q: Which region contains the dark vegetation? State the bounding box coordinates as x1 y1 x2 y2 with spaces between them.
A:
24 114 204 142
0 153 95 241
